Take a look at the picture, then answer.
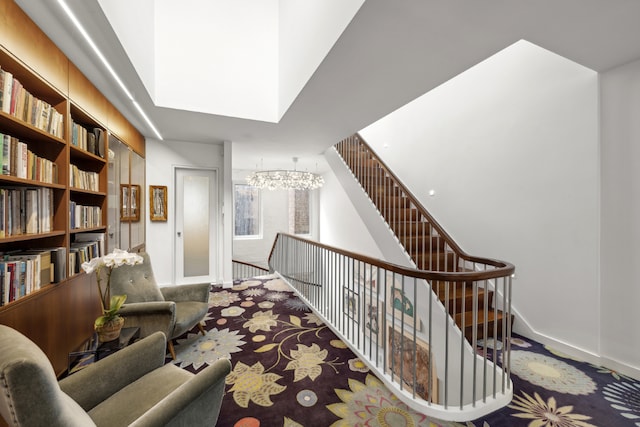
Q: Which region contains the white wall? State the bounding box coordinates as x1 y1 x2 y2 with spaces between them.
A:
278 0 365 117
600 58 640 378
318 167 383 260
358 41 602 358
145 138 228 286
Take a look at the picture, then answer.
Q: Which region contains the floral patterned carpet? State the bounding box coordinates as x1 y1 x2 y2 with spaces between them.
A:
166 275 640 427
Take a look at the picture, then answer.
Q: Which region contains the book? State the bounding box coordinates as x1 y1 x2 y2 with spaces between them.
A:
74 232 106 258
1 70 13 114
93 128 105 157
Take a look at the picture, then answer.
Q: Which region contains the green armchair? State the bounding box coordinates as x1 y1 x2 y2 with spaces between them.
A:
0 325 231 426
108 252 210 359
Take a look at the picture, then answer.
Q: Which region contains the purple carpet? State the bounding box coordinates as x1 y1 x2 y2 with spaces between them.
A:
167 275 640 427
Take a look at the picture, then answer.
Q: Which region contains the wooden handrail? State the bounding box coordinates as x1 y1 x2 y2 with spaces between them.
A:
269 232 513 282
334 133 514 278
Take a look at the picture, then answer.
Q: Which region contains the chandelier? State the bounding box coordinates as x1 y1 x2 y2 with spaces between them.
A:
247 157 324 190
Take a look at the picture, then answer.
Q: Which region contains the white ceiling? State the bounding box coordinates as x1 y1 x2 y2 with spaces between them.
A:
97 0 365 124
14 0 640 171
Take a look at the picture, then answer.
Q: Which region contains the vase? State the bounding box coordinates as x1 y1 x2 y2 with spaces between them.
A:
95 316 125 342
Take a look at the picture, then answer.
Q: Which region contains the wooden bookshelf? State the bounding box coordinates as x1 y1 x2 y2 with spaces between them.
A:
0 0 144 378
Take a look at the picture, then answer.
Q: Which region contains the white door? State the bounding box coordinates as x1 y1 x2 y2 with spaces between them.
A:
174 167 219 284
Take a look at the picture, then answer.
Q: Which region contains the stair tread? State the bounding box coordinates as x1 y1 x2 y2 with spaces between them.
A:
455 309 506 325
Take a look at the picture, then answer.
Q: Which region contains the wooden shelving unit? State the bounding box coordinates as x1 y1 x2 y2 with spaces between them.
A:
0 0 145 377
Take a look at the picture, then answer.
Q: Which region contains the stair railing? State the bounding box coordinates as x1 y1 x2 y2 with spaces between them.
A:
268 233 514 421
335 134 514 341
336 133 468 272
232 259 269 281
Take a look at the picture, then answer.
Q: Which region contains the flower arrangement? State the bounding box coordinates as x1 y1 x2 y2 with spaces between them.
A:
81 249 143 337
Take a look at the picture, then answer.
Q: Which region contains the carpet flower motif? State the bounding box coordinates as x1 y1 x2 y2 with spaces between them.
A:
593 366 632 381
258 301 275 309
265 292 288 301
327 374 429 427
226 361 286 408
210 290 241 307
296 389 318 407
284 297 311 312
285 343 328 381
505 351 596 395
242 288 266 297
173 328 246 370
509 391 596 427
544 345 583 362
303 312 323 325
264 278 293 292
348 358 370 373
510 337 532 348
243 310 279 332
239 280 263 287
602 381 640 425
221 306 246 317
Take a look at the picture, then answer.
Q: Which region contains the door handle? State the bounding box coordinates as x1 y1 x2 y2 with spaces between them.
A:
177 231 182 237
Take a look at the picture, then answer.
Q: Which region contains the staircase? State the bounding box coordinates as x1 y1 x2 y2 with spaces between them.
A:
335 134 512 342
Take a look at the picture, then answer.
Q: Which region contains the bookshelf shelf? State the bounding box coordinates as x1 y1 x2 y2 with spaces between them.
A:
0 229 66 243
70 225 106 234
0 175 65 189
0 111 66 146
69 187 106 196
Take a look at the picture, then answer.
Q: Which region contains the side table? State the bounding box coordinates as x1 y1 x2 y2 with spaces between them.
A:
66 327 140 376
96 327 140 360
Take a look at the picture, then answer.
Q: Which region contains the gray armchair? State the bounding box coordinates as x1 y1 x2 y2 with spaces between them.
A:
109 252 210 359
0 325 231 426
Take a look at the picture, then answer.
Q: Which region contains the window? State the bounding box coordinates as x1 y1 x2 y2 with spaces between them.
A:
234 184 261 238
289 189 310 235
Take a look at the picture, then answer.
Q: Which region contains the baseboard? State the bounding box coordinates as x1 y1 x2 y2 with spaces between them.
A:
513 312 640 381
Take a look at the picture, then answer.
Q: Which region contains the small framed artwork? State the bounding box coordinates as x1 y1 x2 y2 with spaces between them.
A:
120 184 129 220
344 288 359 322
387 326 438 403
386 285 422 331
150 185 168 221
363 298 383 343
120 184 141 222
358 265 378 293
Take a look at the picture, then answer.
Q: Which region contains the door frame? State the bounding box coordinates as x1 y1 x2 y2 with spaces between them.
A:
173 166 222 285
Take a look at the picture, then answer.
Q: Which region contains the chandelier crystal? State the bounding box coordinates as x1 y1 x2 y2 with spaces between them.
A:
247 157 324 190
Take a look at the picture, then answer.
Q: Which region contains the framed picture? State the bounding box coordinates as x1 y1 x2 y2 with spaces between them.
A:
120 184 141 222
387 326 438 403
344 288 359 322
150 185 167 221
363 298 383 343
386 284 422 331
357 265 379 293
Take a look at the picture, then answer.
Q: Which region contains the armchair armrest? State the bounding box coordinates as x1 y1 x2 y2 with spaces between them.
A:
118 301 176 338
129 358 232 427
160 282 211 304
60 332 167 412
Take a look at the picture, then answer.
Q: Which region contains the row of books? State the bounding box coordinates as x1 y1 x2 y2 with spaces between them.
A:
71 121 105 158
0 187 53 238
69 232 105 275
0 247 66 306
0 67 65 138
70 201 102 229
70 164 99 192
1 132 58 184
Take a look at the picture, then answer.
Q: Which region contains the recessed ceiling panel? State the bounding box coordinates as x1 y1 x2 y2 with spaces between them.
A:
98 0 365 122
